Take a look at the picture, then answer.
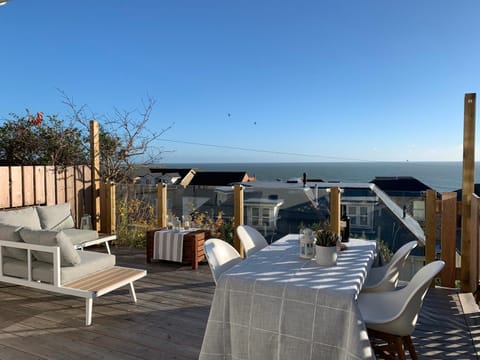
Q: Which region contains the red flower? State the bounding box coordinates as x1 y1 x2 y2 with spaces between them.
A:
28 112 43 126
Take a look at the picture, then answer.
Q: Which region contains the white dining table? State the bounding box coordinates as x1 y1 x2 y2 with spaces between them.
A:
199 234 377 360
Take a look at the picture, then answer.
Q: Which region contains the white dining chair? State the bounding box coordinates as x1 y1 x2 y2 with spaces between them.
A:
204 238 242 284
236 225 268 257
357 260 445 360
362 240 418 293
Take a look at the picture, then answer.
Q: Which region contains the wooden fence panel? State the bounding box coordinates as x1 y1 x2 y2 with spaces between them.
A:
75 166 85 227
440 192 458 287
10 167 23 207
45 166 56 205
0 166 93 224
23 167 35 205
34 166 45 204
0 167 9 208
56 169 66 204
66 166 75 218
83 166 93 221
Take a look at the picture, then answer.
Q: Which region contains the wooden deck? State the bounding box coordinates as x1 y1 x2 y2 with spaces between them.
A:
0 247 479 359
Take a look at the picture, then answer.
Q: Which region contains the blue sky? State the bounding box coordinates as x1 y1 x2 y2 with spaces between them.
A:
1 0 479 163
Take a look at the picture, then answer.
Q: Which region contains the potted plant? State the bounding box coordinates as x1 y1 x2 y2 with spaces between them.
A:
314 230 339 266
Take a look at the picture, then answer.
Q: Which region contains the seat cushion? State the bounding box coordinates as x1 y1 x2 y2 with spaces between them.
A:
61 228 99 246
0 223 27 261
33 250 116 284
0 207 42 230
18 228 81 266
2 251 116 284
36 203 76 230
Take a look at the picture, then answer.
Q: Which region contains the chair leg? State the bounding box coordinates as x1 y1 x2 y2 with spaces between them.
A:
128 282 137 303
392 336 406 360
403 335 418 360
368 329 414 360
85 298 93 326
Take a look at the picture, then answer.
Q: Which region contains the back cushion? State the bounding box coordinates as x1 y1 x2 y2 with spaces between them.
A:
0 207 42 229
19 228 81 266
36 203 75 230
0 223 27 261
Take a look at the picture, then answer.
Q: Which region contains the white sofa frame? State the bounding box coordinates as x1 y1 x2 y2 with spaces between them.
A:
0 240 146 326
74 233 117 254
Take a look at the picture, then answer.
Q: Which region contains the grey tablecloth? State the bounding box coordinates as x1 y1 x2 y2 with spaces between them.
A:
199 236 376 360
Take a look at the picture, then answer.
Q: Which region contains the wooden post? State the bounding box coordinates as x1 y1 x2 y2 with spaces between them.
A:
461 93 476 292
106 181 116 234
157 183 168 228
90 120 101 231
425 189 437 265
441 192 458 287
329 187 341 235
233 184 244 256
471 194 480 295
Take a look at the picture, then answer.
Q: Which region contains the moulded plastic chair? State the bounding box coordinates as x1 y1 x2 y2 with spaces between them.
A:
362 240 418 293
204 238 242 284
357 260 445 360
236 225 269 257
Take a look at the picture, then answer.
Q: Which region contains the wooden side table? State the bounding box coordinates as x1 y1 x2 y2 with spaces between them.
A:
146 229 208 270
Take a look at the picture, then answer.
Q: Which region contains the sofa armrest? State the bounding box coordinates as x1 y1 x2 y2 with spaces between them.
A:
0 239 62 286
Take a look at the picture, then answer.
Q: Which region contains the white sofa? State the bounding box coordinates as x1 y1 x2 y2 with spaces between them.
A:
0 203 146 325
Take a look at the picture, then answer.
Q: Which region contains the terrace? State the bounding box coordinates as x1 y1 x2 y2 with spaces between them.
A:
1 99 480 359
0 247 478 359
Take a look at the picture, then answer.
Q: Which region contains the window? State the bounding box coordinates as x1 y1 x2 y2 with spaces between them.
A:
412 200 425 221
249 207 272 227
346 203 373 229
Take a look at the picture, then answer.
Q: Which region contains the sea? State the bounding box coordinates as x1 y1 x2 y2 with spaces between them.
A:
163 161 480 193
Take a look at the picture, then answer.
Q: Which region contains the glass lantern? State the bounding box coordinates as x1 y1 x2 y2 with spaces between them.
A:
80 214 92 230
299 228 315 259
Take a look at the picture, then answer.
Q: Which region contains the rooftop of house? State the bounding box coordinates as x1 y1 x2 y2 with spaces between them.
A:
186 171 254 186
454 183 480 200
370 176 432 193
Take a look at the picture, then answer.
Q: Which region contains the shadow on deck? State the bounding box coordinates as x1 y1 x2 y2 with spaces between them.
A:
0 247 478 359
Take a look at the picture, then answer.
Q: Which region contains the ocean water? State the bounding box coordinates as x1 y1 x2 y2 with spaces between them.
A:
163 161 480 193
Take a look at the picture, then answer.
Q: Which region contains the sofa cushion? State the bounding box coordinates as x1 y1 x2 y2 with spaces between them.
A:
36 203 75 230
0 223 27 261
56 231 82 266
33 250 116 284
18 228 81 266
0 207 42 230
2 256 28 280
61 228 99 246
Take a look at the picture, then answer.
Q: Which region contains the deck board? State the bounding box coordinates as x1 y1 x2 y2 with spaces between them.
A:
0 247 478 359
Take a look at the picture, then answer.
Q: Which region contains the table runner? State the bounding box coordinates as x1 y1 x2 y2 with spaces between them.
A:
153 230 189 262
200 235 377 360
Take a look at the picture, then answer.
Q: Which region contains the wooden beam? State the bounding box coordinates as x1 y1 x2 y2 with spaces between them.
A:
233 184 244 256
90 120 101 231
440 192 458 287
329 187 341 235
157 183 168 228
461 93 476 292
425 189 437 265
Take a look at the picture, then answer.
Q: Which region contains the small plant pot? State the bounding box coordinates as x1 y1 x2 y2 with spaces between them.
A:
315 245 337 266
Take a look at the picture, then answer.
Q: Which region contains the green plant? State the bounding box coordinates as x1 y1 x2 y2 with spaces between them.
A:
377 239 393 263
116 197 157 248
190 211 234 245
315 230 339 247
